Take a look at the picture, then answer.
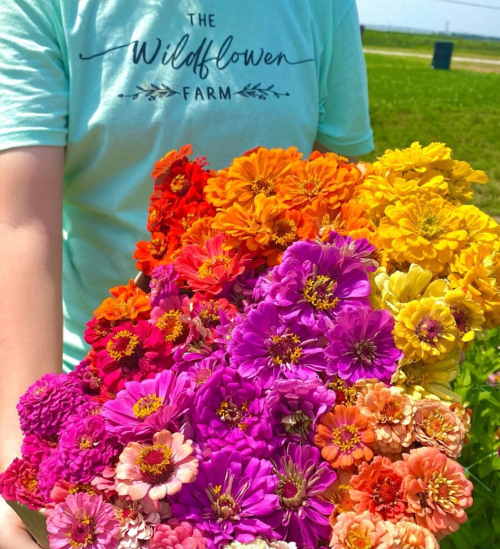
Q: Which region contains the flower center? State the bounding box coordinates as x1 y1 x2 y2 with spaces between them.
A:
451 308 469 334
156 310 188 344
268 332 302 366
372 475 402 507
272 219 299 249
345 530 373 549
427 473 459 509
136 444 174 484
416 317 442 344
107 330 140 361
251 177 275 196
68 484 95 496
216 399 249 431
199 300 221 328
378 398 404 422
402 363 431 386
20 474 38 493
331 484 355 514
79 436 93 450
329 377 358 406
198 255 232 279
300 178 321 197
69 517 96 548
170 174 190 196
132 394 163 420
149 237 167 259
208 484 242 521
281 410 312 439
332 424 361 452
418 213 444 240
194 367 212 386
422 410 453 442
351 339 377 365
303 275 339 311
277 478 304 508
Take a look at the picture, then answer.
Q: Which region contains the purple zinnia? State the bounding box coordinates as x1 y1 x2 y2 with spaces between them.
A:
57 413 121 485
21 434 57 467
187 350 228 388
267 378 336 444
326 231 378 271
150 264 179 308
193 367 273 458
229 301 327 388
71 359 103 396
325 306 402 383
17 373 88 438
102 370 194 444
268 443 335 548
172 450 279 549
262 239 371 329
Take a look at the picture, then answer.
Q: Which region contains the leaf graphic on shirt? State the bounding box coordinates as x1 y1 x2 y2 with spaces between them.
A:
118 83 180 101
235 83 290 100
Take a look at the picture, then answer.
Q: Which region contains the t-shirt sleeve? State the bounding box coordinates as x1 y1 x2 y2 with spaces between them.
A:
0 0 68 151
316 2 374 157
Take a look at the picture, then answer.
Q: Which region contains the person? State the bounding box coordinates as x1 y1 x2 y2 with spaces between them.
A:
0 0 373 545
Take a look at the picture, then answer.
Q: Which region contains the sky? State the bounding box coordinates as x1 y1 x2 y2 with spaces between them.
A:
356 0 500 39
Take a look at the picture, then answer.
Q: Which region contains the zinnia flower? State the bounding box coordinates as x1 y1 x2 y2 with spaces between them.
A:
193 367 273 458
402 447 473 538
46 492 120 549
114 500 166 549
458 204 500 247
116 430 198 508
17 373 87 438
442 288 484 350
267 443 335 548
229 301 327 388
93 281 151 323
174 233 257 296
378 193 467 276
413 399 467 459
325 306 401 383
57 413 121 485
356 382 416 453
350 456 409 522
96 320 172 395
0 457 45 510
315 405 375 469
149 520 206 549
171 450 279 549
151 144 193 180
102 370 194 444
266 377 336 444
323 470 356 525
394 298 457 363
330 510 400 549
375 142 451 174
223 541 297 549
149 264 179 308
134 232 178 276
396 522 439 549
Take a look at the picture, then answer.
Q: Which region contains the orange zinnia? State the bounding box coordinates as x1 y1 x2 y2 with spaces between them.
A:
93 280 151 322
151 144 193 180
315 405 375 469
181 217 218 247
134 232 179 276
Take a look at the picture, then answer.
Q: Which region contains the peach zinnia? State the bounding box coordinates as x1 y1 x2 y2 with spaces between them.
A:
396 521 439 549
116 430 198 509
350 456 409 523
315 405 375 469
413 399 467 459
330 510 400 549
402 447 473 538
357 382 416 454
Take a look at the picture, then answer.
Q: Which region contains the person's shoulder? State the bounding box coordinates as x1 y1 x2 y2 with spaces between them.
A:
308 0 357 29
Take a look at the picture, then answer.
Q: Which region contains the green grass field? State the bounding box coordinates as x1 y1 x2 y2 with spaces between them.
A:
361 54 500 216
363 29 500 58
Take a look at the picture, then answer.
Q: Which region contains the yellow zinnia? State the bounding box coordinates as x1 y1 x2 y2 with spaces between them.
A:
374 142 452 175
378 193 467 275
447 160 488 203
376 263 448 315
394 298 458 363
391 351 461 402
448 243 500 328
458 204 500 247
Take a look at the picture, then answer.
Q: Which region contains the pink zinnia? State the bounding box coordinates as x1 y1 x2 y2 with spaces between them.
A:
150 519 206 549
46 492 120 549
402 447 473 539
0 457 45 510
115 430 198 509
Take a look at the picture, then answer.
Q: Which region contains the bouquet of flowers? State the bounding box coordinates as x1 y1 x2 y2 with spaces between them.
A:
1 142 496 549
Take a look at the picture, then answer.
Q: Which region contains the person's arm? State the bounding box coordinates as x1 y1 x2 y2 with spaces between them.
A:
0 146 64 548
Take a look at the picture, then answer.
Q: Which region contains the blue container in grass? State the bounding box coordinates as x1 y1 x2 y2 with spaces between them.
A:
432 41 454 70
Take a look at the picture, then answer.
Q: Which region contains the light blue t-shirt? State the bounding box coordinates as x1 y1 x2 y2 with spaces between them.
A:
0 0 374 371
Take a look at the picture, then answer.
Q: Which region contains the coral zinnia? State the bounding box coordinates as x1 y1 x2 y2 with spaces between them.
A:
46 492 120 549
394 298 457 363
350 456 409 522
229 301 327 389
171 450 279 549
402 447 473 538
378 193 467 276
116 430 198 507
149 519 206 549
356 382 416 454
330 510 400 549
0 457 45 510
325 306 401 383
315 405 375 469
174 233 256 296
102 370 194 444
267 443 335 548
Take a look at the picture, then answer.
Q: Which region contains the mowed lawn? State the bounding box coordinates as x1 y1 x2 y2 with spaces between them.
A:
361 54 500 216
